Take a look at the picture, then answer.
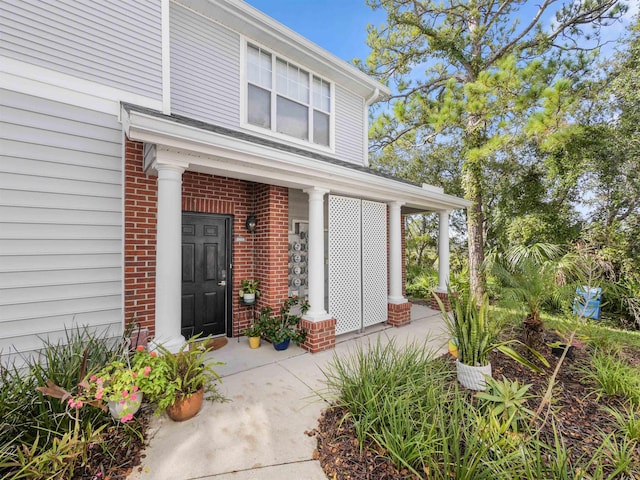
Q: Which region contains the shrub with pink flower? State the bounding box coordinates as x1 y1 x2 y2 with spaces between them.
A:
80 346 165 422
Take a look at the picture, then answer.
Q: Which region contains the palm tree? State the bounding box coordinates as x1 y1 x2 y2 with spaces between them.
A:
488 244 569 348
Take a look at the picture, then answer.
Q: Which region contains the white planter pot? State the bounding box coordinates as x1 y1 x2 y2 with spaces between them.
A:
107 392 143 421
456 360 492 391
243 293 255 304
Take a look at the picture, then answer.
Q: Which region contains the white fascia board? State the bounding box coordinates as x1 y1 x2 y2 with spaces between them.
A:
175 0 390 100
123 107 470 211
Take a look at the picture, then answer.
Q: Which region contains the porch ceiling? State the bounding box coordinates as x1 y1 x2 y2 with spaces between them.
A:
121 103 470 212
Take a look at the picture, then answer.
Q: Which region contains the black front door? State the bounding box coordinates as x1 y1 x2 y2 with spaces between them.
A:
181 213 231 338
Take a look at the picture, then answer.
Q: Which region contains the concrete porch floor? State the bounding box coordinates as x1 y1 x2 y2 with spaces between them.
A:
128 304 446 480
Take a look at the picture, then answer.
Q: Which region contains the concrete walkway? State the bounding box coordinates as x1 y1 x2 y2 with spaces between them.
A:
128 305 446 480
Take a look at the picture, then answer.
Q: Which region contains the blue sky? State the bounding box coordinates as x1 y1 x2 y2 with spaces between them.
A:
245 0 638 66
245 0 385 63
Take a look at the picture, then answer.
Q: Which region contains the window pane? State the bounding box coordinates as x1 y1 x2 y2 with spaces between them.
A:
313 110 330 146
276 59 287 96
295 68 309 104
277 96 308 140
247 44 271 89
312 76 330 112
276 59 309 104
248 85 271 129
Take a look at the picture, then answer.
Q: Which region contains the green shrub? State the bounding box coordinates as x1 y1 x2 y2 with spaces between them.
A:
406 269 437 299
604 403 640 442
576 350 640 403
476 377 534 432
321 339 625 479
0 328 144 479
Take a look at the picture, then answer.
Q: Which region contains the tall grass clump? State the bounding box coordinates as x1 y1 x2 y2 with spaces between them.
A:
576 349 640 403
322 340 548 478
321 338 631 479
0 328 145 479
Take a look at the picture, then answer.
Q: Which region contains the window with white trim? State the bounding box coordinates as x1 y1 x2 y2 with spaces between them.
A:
246 43 332 147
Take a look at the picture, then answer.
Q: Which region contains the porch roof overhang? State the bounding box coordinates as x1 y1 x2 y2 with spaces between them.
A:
121 103 471 212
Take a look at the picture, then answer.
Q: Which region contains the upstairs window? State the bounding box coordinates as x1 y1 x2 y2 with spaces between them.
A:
246 43 332 148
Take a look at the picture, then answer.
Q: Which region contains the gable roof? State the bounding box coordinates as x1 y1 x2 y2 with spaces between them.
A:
175 0 390 99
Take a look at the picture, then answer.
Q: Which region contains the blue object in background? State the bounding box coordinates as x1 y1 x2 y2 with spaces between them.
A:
573 286 602 319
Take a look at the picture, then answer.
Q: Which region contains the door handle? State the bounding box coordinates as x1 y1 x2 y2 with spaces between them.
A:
218 280 227 286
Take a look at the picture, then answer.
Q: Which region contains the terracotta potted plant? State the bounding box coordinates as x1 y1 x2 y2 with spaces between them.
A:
147 336 224 421
239 279 260 305
261 297 309 351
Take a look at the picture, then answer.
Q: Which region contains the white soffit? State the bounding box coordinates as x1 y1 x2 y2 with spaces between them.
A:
122 106 470 212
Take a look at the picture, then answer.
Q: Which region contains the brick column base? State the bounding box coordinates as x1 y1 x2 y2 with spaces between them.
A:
387 302 412 327
300 318 336 353
430 291 451 311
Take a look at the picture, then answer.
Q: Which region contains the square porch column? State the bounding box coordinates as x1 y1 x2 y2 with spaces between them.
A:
301 187 336 353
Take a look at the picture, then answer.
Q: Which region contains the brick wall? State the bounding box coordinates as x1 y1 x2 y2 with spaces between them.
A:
123 137 288 338
253 184 289 311
124 140 157 334
301 317 336 353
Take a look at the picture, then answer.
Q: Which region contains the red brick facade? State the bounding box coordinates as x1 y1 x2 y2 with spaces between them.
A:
123 137 289 338
430 290 451 312
387 301 412 327
301 317 337 353
124 141 157 334
123 136 412 351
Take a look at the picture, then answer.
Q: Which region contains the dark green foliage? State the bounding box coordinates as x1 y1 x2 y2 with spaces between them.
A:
260 296 310 345
0 329 144 479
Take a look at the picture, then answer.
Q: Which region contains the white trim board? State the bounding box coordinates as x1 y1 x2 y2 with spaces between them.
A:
122 105 471 212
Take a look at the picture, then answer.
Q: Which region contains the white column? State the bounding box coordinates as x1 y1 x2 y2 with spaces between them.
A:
388 201 406 304
303 187 331 321
436 210 451 293
151 163 186 353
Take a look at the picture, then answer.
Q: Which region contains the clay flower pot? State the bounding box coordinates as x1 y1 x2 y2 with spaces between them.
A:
248 336 261 349
166 388 204 422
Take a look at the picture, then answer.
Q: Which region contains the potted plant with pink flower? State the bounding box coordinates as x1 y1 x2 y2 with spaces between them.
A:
82 345 163 422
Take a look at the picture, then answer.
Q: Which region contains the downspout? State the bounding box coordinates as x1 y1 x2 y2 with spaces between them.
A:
161 0 171 114
362 88 379 167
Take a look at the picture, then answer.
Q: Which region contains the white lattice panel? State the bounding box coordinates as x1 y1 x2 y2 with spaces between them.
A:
362 200 388 327
329 195 362 335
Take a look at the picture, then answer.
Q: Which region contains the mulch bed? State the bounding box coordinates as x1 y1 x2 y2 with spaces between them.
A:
72 404 152 480
312 328 640 480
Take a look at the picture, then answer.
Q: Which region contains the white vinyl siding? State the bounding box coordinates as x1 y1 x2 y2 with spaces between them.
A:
170 2 241 128
335 85 365 165
0 90 123 367
0 0 162 99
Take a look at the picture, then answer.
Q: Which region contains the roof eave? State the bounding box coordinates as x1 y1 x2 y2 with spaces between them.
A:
122 105 469 211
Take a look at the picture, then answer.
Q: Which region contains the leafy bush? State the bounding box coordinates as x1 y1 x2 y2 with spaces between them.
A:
405 267 438 299
576 350 640 403
322 340 629 479
0 328 145 479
